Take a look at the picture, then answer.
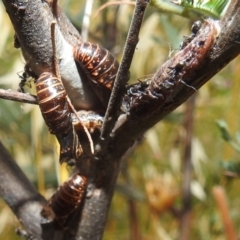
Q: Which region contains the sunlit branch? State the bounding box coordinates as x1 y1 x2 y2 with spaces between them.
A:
0 88 38 105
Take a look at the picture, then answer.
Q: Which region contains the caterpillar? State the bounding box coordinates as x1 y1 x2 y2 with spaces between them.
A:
36 72 82 164
73 42 119 106
41 172 87 228
36 72 71 134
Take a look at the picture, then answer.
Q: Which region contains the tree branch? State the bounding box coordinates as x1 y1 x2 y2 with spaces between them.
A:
100 0 149 140
112 0 240 158
0 89 37 105
179 95 196 240
2 0 100 111
0 141 46 239
212 186 237 240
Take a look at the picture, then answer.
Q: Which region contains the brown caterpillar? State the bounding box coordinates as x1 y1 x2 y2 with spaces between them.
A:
41 172 87 228
36 72 71 134
73 42 119 106
36 72 82 164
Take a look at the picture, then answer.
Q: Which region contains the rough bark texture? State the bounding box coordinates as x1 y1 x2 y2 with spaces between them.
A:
1 0 240 239
0 142 46 239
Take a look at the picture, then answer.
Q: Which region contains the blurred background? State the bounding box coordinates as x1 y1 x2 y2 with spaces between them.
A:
0 0 239 239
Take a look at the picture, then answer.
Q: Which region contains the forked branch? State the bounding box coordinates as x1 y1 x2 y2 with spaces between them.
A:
100 0 150 141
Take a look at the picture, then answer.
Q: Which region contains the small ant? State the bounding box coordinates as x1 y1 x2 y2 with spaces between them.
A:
180 20 202 50
17 65 36 93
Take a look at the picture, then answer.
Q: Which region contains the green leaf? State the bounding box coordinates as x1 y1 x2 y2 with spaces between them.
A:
115 183 146 201
221 160 240 176
151 0 201 19
170 0 230 18
216 119 232 141
216 120 240 154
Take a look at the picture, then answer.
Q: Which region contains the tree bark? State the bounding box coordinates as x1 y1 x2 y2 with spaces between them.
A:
0 141 47 239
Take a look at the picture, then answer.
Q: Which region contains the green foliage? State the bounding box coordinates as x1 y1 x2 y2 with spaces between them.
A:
216 120 240 153
216 120 240 177
170 0 230 18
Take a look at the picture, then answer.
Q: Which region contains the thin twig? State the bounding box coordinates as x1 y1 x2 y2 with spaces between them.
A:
121 160 141 240
81 0 94 41
0 89 38 104
179 94 196 240
94 1 135 18
128 199 141 240
212 186 237 240
47 0 58 18
51 0 58 18
100 0 150 140
51 21 60 78
67 96 95 154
